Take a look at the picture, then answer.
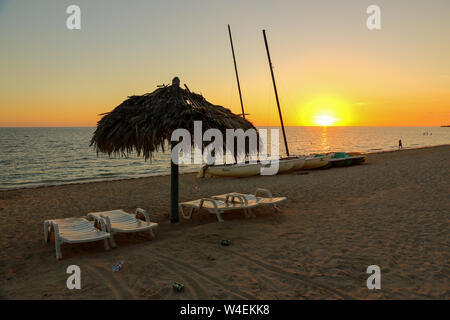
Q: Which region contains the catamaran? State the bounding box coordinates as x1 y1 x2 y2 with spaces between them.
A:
200 27 328 178
261 29 326 172
199 25 263 178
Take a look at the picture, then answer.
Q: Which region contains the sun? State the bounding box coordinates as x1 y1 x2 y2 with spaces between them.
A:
295 96 353 126
315 114 337 126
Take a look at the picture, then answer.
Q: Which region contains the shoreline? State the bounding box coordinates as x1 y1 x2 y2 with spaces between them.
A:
1 144 449 192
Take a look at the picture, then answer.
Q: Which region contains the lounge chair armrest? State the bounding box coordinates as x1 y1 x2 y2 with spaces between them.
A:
255 188 273 200
199 198 219 211
225 194 247 206
84 215 96 224
97 218 107 233
99 214 112 233
135 208 151 224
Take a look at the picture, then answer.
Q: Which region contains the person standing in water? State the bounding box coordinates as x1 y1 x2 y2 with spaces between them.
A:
398 139 403 150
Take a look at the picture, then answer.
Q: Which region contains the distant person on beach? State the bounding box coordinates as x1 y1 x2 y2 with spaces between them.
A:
398 139 403 150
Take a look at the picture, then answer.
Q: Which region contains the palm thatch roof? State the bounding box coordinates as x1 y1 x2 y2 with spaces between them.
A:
91 77 257 159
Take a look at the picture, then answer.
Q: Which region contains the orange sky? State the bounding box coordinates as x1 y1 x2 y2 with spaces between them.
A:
0 0 449 127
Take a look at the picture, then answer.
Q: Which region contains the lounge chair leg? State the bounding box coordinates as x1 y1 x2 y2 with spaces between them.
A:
53 224 62 260
272 205 281 221
149 228 156 239
181 206 194 219
216 211 224 223
54 237 62 260
109 234 117 248
43 221 49 243
101 216 116 248
97 218 111 250
103 238 110 251
55 241 62 260
179 205 191 219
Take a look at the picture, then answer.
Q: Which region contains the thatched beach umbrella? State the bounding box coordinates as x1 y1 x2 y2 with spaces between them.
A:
91 77 257 222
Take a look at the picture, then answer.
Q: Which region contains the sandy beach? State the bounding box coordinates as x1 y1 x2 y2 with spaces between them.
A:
0 145 448 299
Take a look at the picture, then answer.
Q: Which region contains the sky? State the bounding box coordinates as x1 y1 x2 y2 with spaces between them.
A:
0 0 449 127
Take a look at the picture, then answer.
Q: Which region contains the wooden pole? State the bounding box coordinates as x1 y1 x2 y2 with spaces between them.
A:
170 77 180 223
262 29 290 157
228 24 246 119
170 141 179 223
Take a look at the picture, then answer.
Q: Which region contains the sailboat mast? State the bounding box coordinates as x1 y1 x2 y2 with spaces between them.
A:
228 24 246 119
262 29 290 157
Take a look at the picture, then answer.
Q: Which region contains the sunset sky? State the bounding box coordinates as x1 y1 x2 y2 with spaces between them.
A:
0 0 449 127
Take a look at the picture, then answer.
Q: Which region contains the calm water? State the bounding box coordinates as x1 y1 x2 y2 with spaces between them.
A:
0 127 448 190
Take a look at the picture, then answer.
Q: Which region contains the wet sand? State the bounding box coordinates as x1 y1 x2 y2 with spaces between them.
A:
0 145 449 299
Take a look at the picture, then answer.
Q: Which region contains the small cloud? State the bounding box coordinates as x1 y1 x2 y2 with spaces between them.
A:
440 75 450 79
354 102 369 106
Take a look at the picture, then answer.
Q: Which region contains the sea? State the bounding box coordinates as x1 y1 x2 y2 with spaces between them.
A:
0 126 448 190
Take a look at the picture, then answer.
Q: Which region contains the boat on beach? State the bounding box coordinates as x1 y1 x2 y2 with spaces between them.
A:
197 27 308 179
199 155 307 178
347 152 366 165
291 156 306 170
272 159 295 173
302 155 329 169
197 29 369 178
328 152 349 168
330 152 366 167
198 162 262 178
312 152 366 169
267 156 306 173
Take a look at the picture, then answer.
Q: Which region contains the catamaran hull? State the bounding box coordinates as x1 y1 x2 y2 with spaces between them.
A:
302 156 329 169
291 158 306 170
276 159 295 173
199 156 307 177
202 163 262 178
263 157 306 173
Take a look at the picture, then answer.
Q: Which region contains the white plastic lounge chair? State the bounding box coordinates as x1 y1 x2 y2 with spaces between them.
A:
179 195 256 222
43 217 110 260
211 188 287 217
87 208 158 248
